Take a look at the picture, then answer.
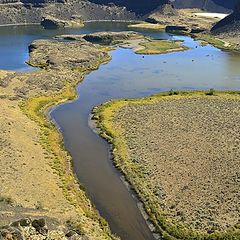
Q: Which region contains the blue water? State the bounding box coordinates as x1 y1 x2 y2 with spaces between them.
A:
0 22 170 71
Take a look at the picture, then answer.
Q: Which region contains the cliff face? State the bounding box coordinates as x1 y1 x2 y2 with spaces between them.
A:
0 0 170 15
0 0 171 25
172 0 238 13
0 1 136 25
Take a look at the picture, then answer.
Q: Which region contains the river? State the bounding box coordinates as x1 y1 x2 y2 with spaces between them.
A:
1 22 240 240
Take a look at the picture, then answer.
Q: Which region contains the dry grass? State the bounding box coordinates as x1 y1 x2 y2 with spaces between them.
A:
94 91 240 240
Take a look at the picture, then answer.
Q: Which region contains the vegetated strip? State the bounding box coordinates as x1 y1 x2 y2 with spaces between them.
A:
192 33 239 51
135 40 189 55
92 90 240 240
20 52 118 239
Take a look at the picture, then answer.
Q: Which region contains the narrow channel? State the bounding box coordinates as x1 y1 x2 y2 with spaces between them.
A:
50 38 240 239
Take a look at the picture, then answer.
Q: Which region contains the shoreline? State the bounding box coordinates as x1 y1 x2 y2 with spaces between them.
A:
92 90 240 240
0 20 138 28
0 22 39 27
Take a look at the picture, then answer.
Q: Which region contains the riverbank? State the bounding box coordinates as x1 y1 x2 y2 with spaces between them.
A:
0 38 117 239
93 91 240 240
192 33 240 52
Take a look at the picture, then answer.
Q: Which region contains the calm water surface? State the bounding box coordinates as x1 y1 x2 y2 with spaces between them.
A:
1 22 240 240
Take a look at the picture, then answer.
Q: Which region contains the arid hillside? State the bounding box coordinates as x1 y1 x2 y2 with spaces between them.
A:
0 0 136 25
173 0 238 13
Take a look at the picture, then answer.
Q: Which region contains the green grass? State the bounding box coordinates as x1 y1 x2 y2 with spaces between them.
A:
135 40 189 55
128 22 166 30
93 90 240 240
193 34 231 50
0 195 14 205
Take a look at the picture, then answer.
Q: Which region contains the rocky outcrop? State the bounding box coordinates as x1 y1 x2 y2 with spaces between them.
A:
28 38 110 70
41 15 83 29
82 31 142 44
165 25 189 33
0 218 84 240
172 0 238 13
146 3 178 23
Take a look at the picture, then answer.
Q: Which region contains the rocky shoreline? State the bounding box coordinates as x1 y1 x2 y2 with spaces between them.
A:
0 218 86 240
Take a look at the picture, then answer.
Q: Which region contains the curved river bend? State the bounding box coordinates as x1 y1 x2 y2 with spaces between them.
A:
1 22 240 240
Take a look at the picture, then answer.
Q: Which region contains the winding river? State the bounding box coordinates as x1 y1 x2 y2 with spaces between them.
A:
1 22 240 240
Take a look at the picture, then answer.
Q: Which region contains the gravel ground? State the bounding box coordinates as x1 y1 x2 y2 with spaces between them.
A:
113 96 240 232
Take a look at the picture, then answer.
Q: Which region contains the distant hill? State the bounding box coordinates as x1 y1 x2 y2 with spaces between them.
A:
89 0 169 15
211 2 240 34
172 0 238 13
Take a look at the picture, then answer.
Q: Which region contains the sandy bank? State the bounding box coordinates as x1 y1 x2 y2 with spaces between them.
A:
194 12 228 19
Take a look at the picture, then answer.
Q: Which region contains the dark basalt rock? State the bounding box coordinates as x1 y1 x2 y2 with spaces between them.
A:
0 218 88 239
190 28 205 34
11 218 32 228
32 218 48 235
41 16 65 29
211 1 240 34
0 226 23 240
166 25 189 33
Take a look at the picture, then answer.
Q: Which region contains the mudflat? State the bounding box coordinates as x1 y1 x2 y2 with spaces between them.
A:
94 92 240 239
